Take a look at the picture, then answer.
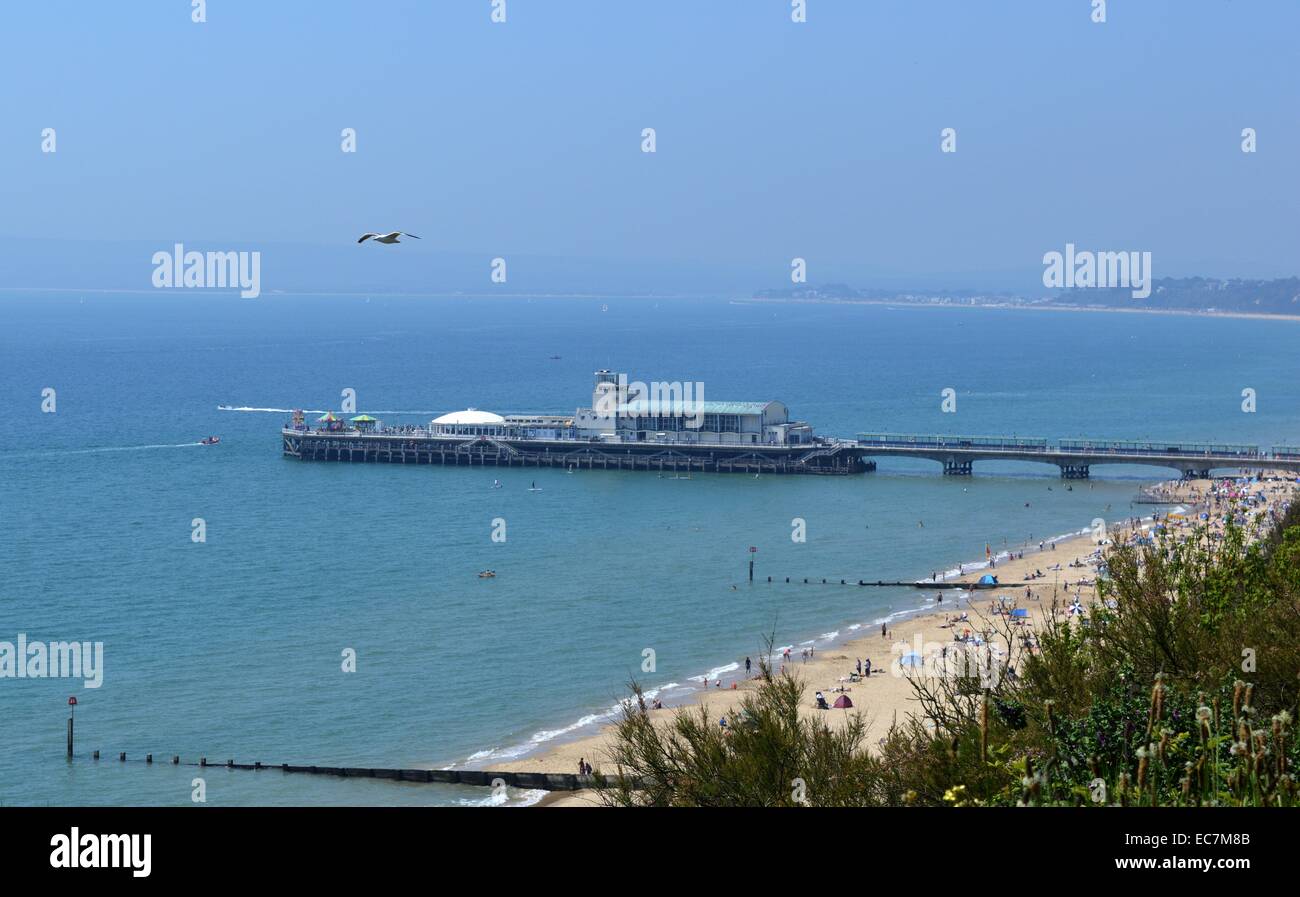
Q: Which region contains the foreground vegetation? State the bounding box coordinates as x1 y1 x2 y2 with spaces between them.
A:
597 502 1300 806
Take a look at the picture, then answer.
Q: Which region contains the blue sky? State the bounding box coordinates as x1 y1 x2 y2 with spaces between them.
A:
1 0 1297 292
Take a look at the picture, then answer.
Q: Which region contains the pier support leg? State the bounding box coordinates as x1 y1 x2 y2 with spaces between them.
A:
1182 468 1210 480
942 459 973 476
1059 464 1090 479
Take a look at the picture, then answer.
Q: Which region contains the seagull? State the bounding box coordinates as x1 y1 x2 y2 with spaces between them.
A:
357 232 421 244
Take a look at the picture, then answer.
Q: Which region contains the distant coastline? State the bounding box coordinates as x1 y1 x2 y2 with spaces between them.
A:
738 295 1300 324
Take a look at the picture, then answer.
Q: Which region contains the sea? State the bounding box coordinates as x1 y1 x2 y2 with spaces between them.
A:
1 293 1297 806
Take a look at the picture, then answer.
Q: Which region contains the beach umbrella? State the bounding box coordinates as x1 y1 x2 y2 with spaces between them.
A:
349 414 376 422
317 412 338 422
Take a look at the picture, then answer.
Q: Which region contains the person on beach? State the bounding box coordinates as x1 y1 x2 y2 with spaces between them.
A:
864 658 872 676
578 758 586 776
881 622 887 639
745 656 751 677
856 658 862 676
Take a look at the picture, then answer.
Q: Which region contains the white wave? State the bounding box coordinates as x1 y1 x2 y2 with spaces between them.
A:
687 661 740 682
465 680 687 766
456 787 548 807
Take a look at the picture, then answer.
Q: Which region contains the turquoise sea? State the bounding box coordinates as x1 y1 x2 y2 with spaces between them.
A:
2 294 1297 805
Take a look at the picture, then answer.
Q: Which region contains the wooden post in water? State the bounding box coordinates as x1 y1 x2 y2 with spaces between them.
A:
748 546 757 582
66 696 77 759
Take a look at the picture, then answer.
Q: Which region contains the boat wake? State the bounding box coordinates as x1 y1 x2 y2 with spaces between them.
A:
1 442 207 460
219 405 444 415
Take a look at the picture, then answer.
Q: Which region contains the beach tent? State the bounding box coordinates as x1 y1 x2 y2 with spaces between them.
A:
978 574 998 585
349 414 378 431
833 694 853 709
1011 608 1029 618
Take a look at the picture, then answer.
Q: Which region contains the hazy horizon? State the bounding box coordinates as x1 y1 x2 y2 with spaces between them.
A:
3 1 1298 295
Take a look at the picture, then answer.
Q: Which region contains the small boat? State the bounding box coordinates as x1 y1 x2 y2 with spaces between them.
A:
528 481 542 492
478 570 496 578
200 436 221 445
491 479 502 489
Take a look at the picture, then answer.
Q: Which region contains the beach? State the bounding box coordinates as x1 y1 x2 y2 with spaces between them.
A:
498 475 1297 806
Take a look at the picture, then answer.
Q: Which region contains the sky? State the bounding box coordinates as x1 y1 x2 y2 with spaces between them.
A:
1 0 1297 294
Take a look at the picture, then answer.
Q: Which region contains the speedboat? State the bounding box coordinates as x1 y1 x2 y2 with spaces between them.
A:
200 436 221 445
478 570 496 578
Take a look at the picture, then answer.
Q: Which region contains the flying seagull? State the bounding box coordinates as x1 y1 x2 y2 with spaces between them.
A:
357 232 421 244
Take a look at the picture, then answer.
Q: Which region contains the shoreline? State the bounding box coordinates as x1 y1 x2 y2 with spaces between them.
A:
475 482 1191 800
487 473 1296 806
737 296 1300 324
452 521 1108 774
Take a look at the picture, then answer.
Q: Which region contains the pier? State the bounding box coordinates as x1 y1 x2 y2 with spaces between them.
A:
856 433 1300 479
284 429 873 475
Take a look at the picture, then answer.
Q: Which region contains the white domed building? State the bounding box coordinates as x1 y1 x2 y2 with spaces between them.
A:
429 408 506 436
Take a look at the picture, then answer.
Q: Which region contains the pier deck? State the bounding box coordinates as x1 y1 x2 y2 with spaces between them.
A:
856 433 1300 479
283 428 873 475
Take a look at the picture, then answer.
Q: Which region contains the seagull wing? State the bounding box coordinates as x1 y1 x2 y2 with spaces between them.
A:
357 233 379 243
401 233 422 239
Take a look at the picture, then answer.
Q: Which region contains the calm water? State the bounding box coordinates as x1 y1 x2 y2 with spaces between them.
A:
1 294 1297 805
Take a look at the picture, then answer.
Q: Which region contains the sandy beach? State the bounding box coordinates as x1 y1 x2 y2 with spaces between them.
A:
495 474 1297 806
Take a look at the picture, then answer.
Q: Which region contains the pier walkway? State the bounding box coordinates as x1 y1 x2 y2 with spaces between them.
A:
856 433 1300 479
